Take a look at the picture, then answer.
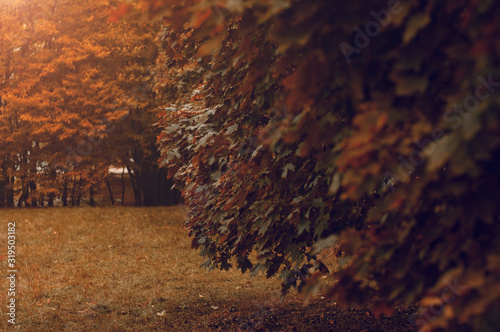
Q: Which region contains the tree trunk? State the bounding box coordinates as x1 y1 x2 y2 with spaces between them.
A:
0 168 8 207
106 178 114 205
71 178 77 207
6 179 14 208
62 179 68 207
48 192 55 207
135 170 143 206
29 181 37 207
121 167 125 206
76 182 82 206
0 180 5 208
19 182 29 207
89 185 95 207
126 165 140 206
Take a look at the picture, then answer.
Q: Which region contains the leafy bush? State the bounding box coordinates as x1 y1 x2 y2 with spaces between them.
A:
153 1 500 330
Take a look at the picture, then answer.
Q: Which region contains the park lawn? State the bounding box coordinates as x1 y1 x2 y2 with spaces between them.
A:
0 206 427 331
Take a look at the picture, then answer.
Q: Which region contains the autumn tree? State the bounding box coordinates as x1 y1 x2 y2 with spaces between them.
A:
0 0 179 207
151 0 500 331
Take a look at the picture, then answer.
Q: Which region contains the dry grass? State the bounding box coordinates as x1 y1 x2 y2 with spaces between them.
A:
0 206 434 332
0 206 289 331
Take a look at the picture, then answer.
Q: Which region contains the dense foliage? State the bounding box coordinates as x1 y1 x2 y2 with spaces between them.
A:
0 0 179 206
151 0 500 330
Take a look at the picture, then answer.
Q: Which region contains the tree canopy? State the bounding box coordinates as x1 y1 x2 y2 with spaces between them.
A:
149 1 500 331
0 0 179 207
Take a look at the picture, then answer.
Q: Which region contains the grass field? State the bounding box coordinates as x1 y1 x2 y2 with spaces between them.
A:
0 206 433 331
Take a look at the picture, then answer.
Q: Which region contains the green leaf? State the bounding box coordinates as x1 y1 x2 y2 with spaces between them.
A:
282 163 295 179
225 124 238 135
395 76 428 96
427 133 461 172
403 12 431 44
240 258 253 274
312 198 325 208
329 173 341 194
200 258 212 268
297 219 310 235
311 235 339 255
